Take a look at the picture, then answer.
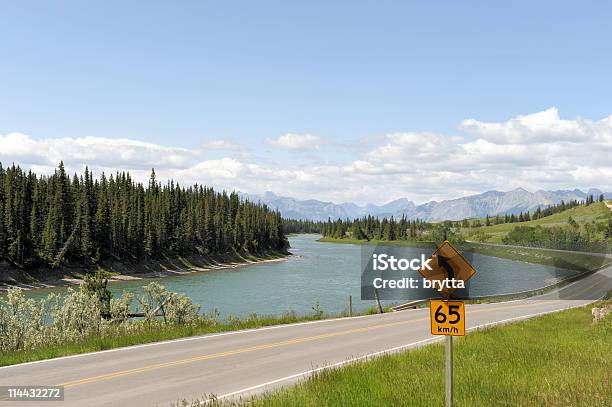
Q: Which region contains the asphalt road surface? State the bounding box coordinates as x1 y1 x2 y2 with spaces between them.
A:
1 265 610 407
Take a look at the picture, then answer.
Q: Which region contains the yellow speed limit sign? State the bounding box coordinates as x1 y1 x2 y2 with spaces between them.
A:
430 300 465 336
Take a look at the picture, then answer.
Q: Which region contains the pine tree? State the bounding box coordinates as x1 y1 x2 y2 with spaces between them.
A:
0 162 289 271
384 216 397 240
95 173 111 259
0 164 6 259
351 221 364 240
78 169 94 263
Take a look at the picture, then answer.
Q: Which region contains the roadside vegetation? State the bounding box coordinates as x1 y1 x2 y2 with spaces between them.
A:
0 273 379 367
464 201 611 251
183 298 612 407
462 199 610 240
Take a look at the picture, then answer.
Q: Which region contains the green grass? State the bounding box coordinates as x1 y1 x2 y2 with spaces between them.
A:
0 307 388 367
0 314 317 367
201 300 611 407
462 202 611 243
318 237 435 249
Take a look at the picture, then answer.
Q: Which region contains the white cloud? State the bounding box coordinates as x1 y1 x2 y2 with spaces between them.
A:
0 133 196 170
459 107 612 144
201 139 241 150
1 108 612 204
268 133 324 150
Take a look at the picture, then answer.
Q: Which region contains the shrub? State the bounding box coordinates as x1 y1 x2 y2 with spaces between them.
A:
0 281 203 354
83 271 112 318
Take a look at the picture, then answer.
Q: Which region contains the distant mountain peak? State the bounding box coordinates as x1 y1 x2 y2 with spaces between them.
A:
242 188 610 222
261 191 279 200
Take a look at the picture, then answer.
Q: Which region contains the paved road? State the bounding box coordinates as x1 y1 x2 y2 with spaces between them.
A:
1 266 610 407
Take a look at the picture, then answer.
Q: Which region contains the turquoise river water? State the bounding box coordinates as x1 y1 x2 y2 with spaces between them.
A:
21 234 578 318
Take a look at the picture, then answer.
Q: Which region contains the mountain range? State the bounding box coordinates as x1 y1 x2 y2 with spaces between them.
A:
241 188 612 222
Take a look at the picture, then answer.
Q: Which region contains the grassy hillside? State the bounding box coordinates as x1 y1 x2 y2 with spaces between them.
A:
317 237 434 249
197 299 612 407
320 203 612 268
462 202 611 243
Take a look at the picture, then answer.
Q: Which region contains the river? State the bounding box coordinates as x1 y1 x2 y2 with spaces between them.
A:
21 234 578 318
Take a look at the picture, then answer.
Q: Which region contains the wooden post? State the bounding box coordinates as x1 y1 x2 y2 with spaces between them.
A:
349 295 353 317
374 288 383 314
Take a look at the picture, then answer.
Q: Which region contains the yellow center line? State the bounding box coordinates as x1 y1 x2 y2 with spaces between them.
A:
58 319 425 388
57 299 560 388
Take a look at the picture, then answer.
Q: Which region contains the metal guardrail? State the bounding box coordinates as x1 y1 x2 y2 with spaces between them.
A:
392 299 429 311
391 260 612 312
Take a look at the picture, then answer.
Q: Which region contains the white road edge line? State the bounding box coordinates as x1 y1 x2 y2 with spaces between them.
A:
201 337 443 405
0 306 424 370
2 267 607 370
205 299 599 404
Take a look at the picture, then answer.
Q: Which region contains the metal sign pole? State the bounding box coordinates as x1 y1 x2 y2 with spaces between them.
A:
445 335 453 407
423 241 475 407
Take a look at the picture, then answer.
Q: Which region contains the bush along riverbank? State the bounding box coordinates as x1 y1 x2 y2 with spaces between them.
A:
0 272 382 367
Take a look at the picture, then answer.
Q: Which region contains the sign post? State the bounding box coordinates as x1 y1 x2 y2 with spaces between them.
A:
430 299 465 407
446 335 453 407
420 241 476 407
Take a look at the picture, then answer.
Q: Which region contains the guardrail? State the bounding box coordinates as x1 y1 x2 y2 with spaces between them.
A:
391 259 612 312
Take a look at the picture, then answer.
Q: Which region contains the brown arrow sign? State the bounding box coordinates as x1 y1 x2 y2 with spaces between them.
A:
419 240 477 299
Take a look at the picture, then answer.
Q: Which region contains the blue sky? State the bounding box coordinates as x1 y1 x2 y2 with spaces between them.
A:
1 1 612 204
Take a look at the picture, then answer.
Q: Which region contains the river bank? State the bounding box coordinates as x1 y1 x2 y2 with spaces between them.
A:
6 235 593 319
318 237 609 272
0 251 289 292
